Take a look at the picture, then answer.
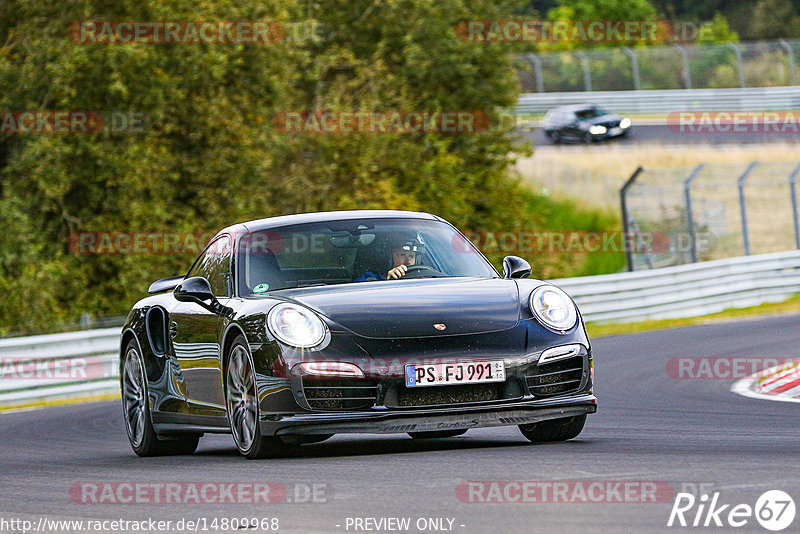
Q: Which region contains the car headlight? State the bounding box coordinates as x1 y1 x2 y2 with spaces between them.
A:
589 125 607 135
620 117 631 129
267 303 327 348
530 285 578 332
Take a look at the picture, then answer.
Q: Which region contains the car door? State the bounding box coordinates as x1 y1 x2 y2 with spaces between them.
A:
168 234 232 415
563 111 581 139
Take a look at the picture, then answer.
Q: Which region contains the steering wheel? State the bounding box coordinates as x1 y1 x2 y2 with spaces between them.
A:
401 265 441 279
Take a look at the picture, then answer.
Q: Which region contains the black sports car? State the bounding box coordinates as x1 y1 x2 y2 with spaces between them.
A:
120 210 596 458
542 104 631 144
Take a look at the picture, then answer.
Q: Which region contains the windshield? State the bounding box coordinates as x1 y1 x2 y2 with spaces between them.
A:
574 107 608 120
236 218 498 295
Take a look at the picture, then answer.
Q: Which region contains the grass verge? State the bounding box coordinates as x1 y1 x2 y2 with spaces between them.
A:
587 295 800 338
0 392 120 413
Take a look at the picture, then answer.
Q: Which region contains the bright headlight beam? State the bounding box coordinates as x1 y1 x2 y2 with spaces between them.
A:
589 125 607 135
267 303 327 348
530 285 578 332
620 117 631 129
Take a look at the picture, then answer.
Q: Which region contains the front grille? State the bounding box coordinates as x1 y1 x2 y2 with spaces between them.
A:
301 378 378 410
526 356 585 397
397 382 505 407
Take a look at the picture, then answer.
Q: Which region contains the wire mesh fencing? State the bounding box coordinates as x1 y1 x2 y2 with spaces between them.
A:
522 39 800 93
623 161 800 270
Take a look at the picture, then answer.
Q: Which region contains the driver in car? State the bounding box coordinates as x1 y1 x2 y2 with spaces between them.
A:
355 236 422 282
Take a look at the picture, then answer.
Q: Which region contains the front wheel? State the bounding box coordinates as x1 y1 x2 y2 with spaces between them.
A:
121 341 200 456
225 336 296 459
519 415 586 443
408 429 468 439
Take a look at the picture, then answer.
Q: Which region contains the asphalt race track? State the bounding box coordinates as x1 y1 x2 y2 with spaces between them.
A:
2 313 800 534
525 125 800 146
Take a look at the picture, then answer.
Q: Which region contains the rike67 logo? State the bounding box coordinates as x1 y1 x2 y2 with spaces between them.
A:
668 490 795 531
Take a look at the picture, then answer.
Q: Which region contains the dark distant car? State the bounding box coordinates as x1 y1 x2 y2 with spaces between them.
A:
120 210 596 459
542 104 631 144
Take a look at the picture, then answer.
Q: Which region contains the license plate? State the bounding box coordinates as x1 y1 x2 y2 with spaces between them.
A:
610 127 622 135
405 361 505 387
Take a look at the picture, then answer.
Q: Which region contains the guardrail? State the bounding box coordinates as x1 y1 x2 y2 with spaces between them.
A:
515 86 800 115
553 250 800 323
2 250 799 408
0 328 120 408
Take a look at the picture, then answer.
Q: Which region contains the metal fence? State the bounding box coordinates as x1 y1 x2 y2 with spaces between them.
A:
515 85 800 115
621 161 800 271
520 39 800 93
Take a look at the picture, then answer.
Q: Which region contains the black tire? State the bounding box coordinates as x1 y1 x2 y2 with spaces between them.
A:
121 341 200 456
224 335 297 459
549 131 561 144
518 415 586 443
582 132 595 144
408 429 468 439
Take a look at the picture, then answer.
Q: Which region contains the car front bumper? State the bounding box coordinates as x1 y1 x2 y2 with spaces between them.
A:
260 393 597 436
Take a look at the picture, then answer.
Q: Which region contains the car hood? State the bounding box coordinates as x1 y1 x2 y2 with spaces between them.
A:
280 278 520 339
582 114 622 127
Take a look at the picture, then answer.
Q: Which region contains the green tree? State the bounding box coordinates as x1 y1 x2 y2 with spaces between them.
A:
696 12 739 44
747 0 800 39
1 0 622 335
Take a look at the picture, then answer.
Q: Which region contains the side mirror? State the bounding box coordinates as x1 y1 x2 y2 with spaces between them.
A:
174 276 216 304
502 256 531 279
148 275 184 294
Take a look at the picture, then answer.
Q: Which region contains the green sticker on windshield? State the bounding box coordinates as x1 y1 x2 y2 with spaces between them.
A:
253 283 270 293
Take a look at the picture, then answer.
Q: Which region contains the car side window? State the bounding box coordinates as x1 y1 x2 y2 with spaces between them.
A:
187 235 232 297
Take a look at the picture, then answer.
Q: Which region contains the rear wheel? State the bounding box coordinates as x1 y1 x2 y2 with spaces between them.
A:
121 341 199 456
548 131 561 144
408 429 468 439
225 336 296 459
519 415 586 442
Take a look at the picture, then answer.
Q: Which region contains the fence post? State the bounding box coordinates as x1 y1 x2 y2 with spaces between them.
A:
727 43 746 88
575 51 592 92
622 47 641 90
674 45 691 89
779 39 798 86
621 166 644 272
737 162 759 256
789 162 800 250
683 164 706 263
525 53 545 93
